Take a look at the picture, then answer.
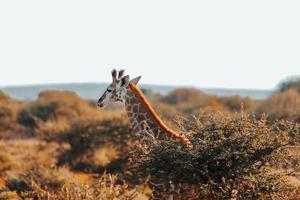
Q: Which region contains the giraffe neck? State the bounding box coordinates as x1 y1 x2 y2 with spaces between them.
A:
124 82 192 148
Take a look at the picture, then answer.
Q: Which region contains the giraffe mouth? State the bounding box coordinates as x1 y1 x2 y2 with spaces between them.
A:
97 103 105 108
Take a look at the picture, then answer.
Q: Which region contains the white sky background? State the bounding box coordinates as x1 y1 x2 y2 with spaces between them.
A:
0 1 299 89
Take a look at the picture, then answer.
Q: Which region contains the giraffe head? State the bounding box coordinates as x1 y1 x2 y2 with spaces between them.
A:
97 69 141 108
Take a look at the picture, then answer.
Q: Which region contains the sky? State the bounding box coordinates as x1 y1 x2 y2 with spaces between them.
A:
0 1 299 89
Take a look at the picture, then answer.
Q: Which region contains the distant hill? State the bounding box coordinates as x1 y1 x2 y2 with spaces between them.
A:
0 83 273 100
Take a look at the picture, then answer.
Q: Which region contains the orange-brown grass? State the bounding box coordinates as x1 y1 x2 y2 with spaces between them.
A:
0 91 24 137
0 139 66 175
4 167 140 200
0 137 143 199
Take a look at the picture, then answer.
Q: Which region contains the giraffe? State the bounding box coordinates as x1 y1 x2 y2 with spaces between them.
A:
97 69 193 199
97 69 192 149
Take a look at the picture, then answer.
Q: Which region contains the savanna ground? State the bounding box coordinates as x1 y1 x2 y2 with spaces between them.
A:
0 78 300 200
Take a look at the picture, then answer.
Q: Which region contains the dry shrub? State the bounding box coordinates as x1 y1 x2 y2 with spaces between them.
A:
93 145 120 166
16 90 103 136
18 166 75 190
160 88 258 116
0 138 68 178
58 116 135 173
0 91 22 134
0 191 19 200
161 88 229 115
131 111 300 199
0 106 14 131
163 88 207 105
220 95 259 113
5 167 137 200
152 101 179 120
279 76 300 93
0 151 12 172
256 89 300 122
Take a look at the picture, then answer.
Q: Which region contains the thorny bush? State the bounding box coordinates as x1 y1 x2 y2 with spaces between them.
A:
131 111 300 199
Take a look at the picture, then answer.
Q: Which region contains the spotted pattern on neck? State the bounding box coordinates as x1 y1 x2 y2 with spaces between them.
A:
125 82 192 148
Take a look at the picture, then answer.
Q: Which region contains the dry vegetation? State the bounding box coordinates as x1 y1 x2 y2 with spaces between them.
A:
0 78 300 199
256 89 300 122
0 91 23 137
131 112 300 199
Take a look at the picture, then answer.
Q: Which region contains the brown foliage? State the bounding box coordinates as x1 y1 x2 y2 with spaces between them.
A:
160 88 259 116
58 117 135 173
16 90 103 136
279 76 300 93
220 95 259 112
256 89 300 122
1 87 300 199
131 112 300 199
161 88 228 115
0 91 22 134
5 167 138 200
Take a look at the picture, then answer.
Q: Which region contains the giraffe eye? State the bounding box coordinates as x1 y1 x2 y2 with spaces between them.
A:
107 88 112 92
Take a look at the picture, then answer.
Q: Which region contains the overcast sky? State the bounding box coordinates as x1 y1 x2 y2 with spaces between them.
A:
0 1 299 89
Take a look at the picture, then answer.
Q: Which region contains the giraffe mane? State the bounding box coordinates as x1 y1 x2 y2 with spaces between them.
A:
128 82 193 149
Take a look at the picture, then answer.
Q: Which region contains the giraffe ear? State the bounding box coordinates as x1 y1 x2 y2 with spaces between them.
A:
121 75 130 87
130 76 142 85
111 69 117 82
